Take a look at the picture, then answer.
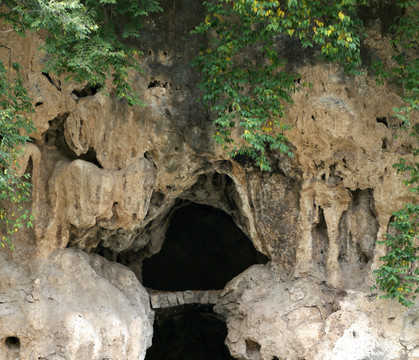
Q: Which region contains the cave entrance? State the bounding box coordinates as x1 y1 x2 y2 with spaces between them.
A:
143 202 267 359
142 202 268 360
142 202 268 291
145 305 234 360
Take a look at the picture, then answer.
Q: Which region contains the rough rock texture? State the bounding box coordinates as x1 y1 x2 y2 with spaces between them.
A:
1 0 419 359
0 249 153 360
149 290 221 309
215 264 419 360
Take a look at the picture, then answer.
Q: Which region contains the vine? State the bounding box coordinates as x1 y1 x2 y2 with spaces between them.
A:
0 1 417 306
193 0 367 170
0 0 162 106
371 0 419 307
0 0 162 247
0 60 35 248
193 0 419 307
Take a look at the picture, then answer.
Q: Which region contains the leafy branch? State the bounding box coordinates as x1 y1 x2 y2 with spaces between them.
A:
0 61 35 248
372 0 419 307
0 0 162 105
0 0 162 247
193 0 367 170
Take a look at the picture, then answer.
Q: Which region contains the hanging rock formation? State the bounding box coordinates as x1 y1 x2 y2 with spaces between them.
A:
1 0 419 359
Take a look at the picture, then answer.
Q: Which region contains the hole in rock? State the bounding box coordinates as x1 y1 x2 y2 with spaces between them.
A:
376 117 388 127
45 113 71 152
337 189 378 269
42 72 61 90
5 336 20 350
382 138 388 150
312 207 328 273
94 242 118 262
148 80 171 89
146 305 233 360
42 72 53 84
24 157 33 176
142 203 268 291
45 115 103 167
78 147 102 168
328 164 343 186
246 339 261 359
232 153 257 168
144 151 157 169
149 191 165 211
72 83 101 97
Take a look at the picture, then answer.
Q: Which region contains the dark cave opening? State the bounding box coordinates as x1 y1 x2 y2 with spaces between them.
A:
72 83 102 98
145 305 233 360
5 336 20 350
142 202 268 291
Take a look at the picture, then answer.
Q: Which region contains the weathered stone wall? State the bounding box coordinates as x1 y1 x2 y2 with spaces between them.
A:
1 0 418 359
0 250 153 360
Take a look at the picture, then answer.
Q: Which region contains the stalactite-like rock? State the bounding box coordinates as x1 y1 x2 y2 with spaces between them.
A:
1 1 418 359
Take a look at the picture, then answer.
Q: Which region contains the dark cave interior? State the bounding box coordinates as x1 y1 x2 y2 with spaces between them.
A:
142 202 268 291
143 202 268 359
145 305 234 360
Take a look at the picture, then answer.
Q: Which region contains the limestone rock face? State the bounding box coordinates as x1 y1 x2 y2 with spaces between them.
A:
0 0 419 359
0 249 153 360
215 264 419 360
215 264 335 360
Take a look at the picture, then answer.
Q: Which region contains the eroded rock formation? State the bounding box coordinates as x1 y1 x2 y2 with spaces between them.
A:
0 250 153 360
1 0 419 359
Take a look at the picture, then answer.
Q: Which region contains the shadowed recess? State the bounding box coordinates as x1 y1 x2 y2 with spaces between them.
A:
5 336 20 350
142 203 268 291
145 306 233 360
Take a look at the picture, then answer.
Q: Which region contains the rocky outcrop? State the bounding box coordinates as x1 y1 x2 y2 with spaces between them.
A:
0 0 418 359
0 249 153 360
215 264 419 360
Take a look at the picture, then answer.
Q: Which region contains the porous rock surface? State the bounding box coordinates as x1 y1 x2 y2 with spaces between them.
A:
1 0 419 359
216 264 419 360
0 249 153 360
